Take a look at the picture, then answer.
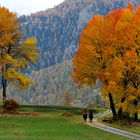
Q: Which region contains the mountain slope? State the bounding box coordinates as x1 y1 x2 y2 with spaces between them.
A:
7 61 101 106
19 0 138 70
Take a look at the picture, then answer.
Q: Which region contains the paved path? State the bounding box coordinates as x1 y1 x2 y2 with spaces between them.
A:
87 111 140 140
94 110 111 118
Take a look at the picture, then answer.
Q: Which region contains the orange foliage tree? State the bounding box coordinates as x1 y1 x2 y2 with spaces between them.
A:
72 5 140 120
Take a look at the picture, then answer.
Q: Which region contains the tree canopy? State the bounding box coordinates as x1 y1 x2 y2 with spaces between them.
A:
0 7 39 107
72 4 140 120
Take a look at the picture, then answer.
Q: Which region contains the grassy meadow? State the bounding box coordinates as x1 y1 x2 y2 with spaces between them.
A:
0 105 131 140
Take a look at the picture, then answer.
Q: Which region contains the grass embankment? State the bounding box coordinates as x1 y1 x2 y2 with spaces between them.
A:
0 105 131 140
99 113 140 134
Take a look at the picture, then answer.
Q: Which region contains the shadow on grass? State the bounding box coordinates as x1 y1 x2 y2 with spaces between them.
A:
19 105 99 115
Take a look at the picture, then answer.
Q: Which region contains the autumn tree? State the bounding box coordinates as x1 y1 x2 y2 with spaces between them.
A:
72 5 140 119
103 5 140 120
72 14 117 117
0 7 39 108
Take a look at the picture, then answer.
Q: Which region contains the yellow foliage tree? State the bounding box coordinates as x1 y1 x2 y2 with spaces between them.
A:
0 7 39 108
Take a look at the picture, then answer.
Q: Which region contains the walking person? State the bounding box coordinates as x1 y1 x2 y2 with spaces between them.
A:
82 108 87 122
89 110 93 123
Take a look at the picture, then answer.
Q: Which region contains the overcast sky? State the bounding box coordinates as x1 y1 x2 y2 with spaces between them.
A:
0 0 64 15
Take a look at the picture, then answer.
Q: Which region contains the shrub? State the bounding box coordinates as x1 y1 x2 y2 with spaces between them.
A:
61 112 73 117
5 99 19 112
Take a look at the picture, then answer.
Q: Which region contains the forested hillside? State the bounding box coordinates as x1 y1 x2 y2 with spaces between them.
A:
7 0 140 105
7 61 101 106
19 0 137 70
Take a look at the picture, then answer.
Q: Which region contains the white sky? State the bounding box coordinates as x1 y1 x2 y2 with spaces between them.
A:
0 0 64 15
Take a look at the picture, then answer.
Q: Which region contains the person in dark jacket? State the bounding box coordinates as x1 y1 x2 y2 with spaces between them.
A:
89 110 93 123
82 108 87 122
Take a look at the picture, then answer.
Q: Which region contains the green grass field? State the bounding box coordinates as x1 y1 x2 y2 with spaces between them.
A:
0 105 131 140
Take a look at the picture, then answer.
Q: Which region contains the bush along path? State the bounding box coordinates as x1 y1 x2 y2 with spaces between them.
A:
87 111 140 140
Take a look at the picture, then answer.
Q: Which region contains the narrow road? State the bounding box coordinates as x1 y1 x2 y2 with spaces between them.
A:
94 110 111 118
87 111 140 140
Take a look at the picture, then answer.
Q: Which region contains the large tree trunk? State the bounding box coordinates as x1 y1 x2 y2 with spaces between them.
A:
2 68 7 109
134 100 138 121
108 93 116 118
118 97 125 117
